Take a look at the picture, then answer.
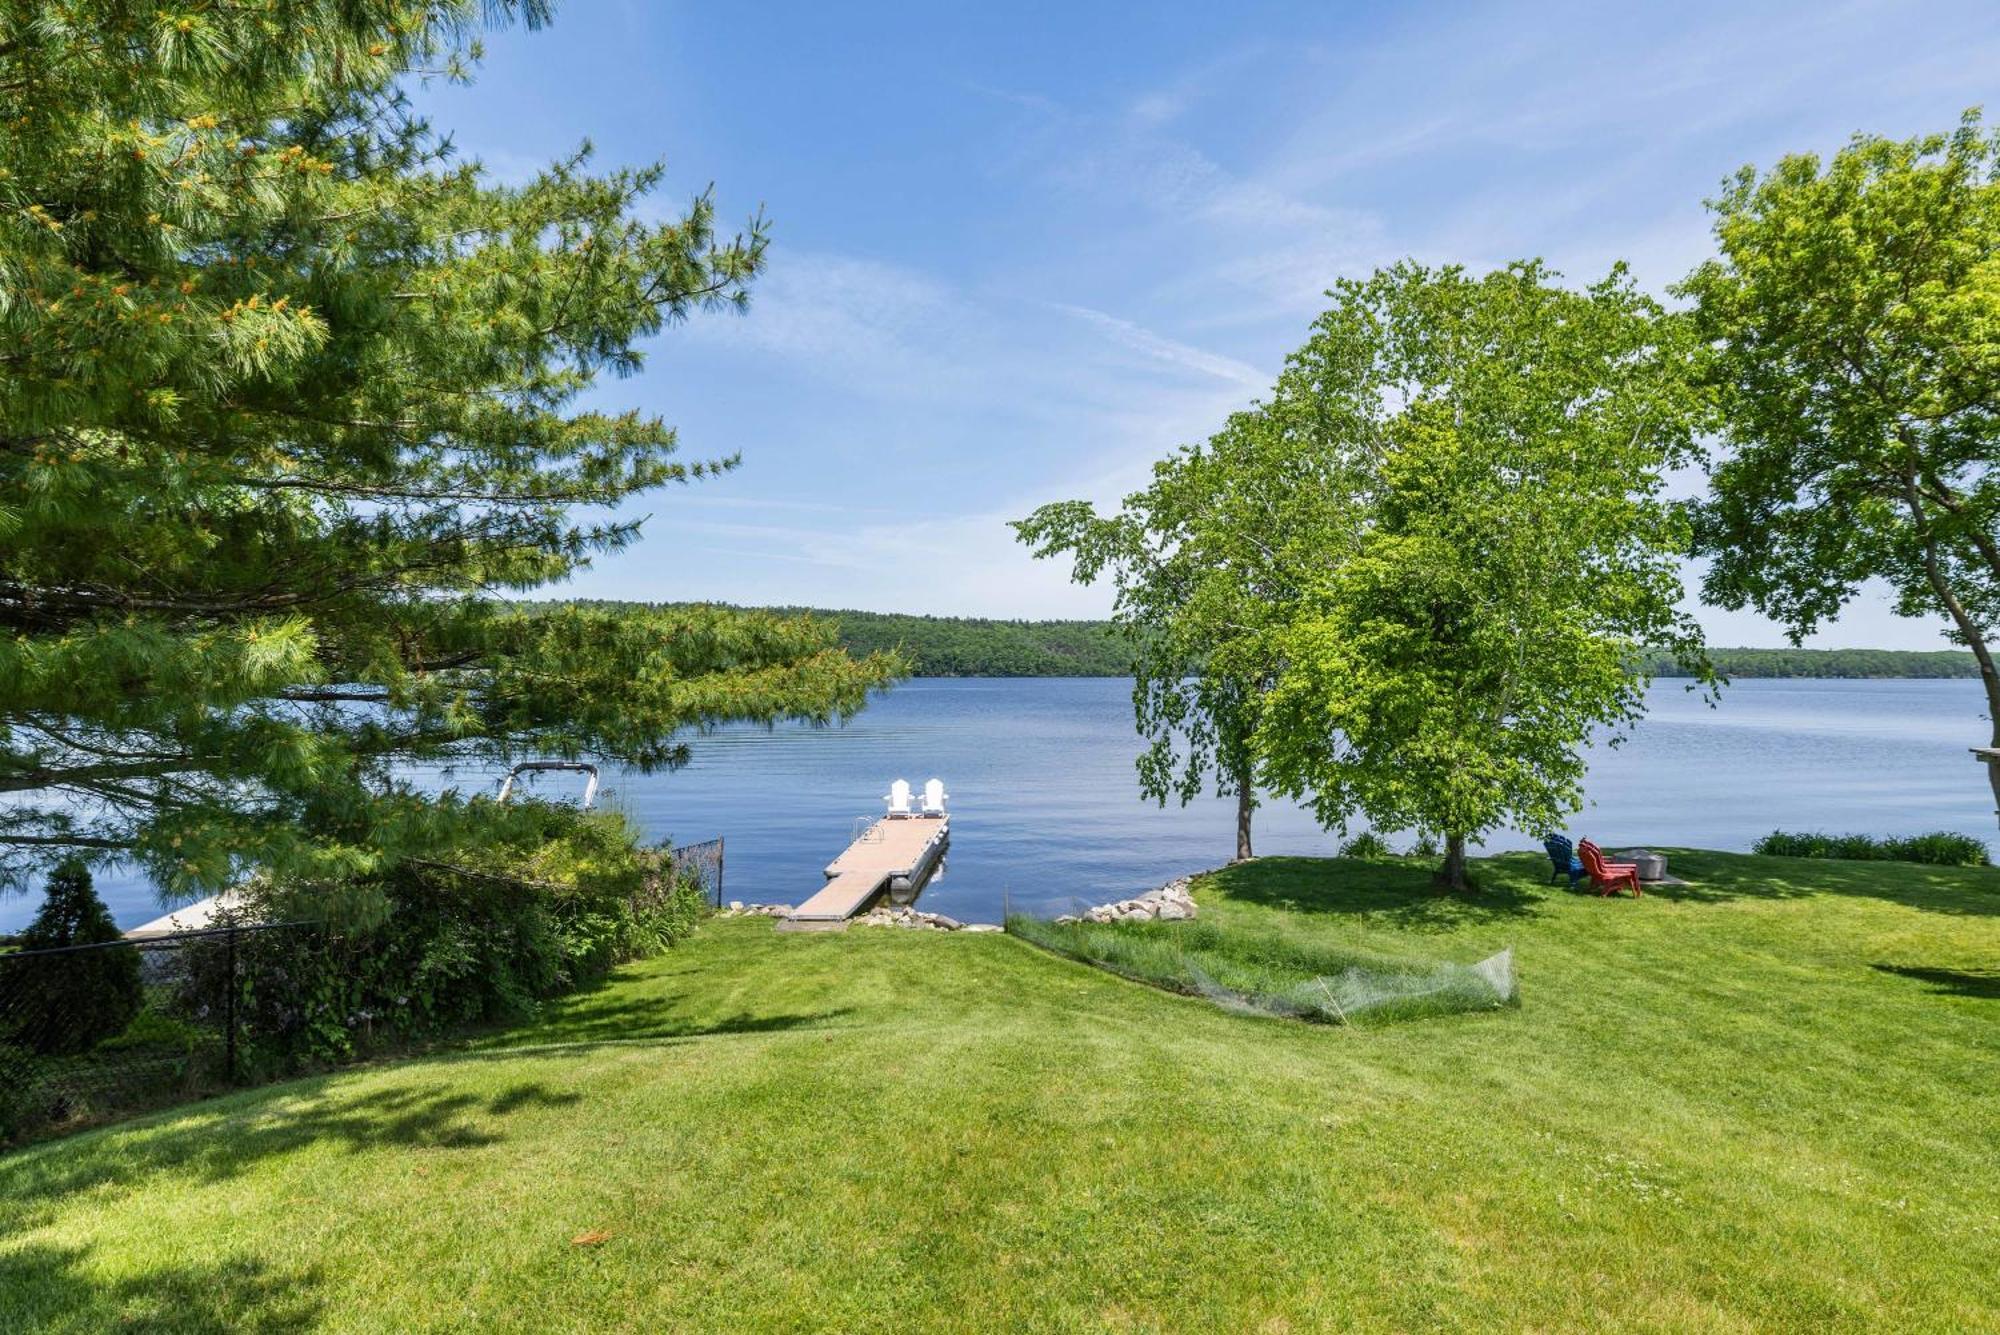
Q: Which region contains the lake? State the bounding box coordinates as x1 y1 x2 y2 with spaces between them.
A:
6 677 1994 932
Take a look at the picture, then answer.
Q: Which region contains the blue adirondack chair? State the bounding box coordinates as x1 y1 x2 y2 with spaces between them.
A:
1544 834 1585 889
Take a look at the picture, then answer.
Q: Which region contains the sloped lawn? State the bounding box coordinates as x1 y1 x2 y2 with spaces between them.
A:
1 850 1995 1331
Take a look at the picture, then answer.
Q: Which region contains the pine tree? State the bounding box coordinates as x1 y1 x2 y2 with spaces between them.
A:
0 4 897 898
11 859 143 1055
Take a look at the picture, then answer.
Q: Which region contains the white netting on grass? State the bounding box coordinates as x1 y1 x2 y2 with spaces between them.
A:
1009 915 1516 1026
1185 947 1514 1024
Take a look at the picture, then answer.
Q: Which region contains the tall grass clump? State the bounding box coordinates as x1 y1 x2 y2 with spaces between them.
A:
1006 915 1515 1025
1753 830 1991 867
1338 831 1395 859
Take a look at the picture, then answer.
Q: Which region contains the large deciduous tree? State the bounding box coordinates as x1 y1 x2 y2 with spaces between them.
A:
1014 407 1361 861
1679 113 2000 828
1258 261 1711 891
0 3 895 901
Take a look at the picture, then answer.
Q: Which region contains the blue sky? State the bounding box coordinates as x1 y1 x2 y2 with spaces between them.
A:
422 0 1999 648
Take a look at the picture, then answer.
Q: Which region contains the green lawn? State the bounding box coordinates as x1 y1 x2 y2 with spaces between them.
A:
2 850 1996 1331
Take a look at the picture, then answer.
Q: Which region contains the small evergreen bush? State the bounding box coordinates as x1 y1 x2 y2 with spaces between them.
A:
4 860 144 1055
1752 830 1990 867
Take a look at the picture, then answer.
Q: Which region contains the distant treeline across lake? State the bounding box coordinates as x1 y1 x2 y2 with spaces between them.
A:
570 602 1978 680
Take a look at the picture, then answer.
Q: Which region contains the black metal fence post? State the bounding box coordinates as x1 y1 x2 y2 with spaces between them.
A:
1 920 316 1147
224 925 238 1085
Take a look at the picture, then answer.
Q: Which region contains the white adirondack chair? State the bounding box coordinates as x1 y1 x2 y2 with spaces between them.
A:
921 778 948 817
884 778 915 817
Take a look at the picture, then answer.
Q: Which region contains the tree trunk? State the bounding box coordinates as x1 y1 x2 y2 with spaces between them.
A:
1233 775 1255 862
1927 571 2000 827
1959 616 2000 827
1980 660 2000 829
1902 492 2000 831
1434 833 1471 892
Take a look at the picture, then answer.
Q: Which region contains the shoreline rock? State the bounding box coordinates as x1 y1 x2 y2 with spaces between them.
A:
1056 874 1201 926
854 905 995 932
724 900 1003 932
720 902 793 918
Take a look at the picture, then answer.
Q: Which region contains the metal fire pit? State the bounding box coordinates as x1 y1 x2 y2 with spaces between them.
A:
1620 849 1668 882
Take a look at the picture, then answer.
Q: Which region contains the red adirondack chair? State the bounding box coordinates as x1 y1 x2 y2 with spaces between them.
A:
1577 839 1642 898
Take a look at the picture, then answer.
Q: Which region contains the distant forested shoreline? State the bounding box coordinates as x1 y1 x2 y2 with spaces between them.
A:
567 602 1130 674
1638 648 1979 679
568 602 1977 680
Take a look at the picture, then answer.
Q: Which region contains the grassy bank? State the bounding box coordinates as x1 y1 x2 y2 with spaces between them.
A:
2 850 1996 1330
1005 911 1516 1024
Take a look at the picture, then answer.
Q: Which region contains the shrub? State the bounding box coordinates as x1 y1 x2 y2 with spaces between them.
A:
0 1042 32 1141
94 1007 205 1054
1339 831 1394 859
4 860 144 1055
188 807 709 1073
1752 830 1991 867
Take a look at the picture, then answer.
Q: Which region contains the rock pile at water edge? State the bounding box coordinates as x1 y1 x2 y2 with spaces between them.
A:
723 900 1001 931
854 905 1002 932
1054 876 1198 926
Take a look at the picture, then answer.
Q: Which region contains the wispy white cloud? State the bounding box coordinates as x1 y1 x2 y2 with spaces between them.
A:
1050 303 1270 390
993 94 1395 327
799 509 1115 618
1128 91 1185 129
1044 127 1356 237
1122 42 1272 130
690 251 971 399
479 0 1989 645
681 244 1266 467
964 82 1064 116
670 492 901 518
601 245 1268 614
573 504 1118 618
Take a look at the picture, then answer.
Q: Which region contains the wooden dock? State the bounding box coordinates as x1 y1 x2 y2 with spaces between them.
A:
784 816 948 928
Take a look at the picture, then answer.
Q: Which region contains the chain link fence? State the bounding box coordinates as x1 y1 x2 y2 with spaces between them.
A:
666 836 725 909
3 839 725 1148
0 922 313 1146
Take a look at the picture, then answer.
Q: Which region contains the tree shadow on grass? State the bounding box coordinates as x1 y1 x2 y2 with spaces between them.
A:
1 971 853 1237
1202 855 1551 930
500 1001 855 1049
0 1079 582 1238
477 963 855 1050
1631 849 2000 918
1198 848 2000 928
1871 963 2000 999
485 1080 585 1114
0 1242 325 1333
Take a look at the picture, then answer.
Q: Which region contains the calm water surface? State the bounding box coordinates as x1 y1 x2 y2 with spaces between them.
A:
11 677 1994 931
